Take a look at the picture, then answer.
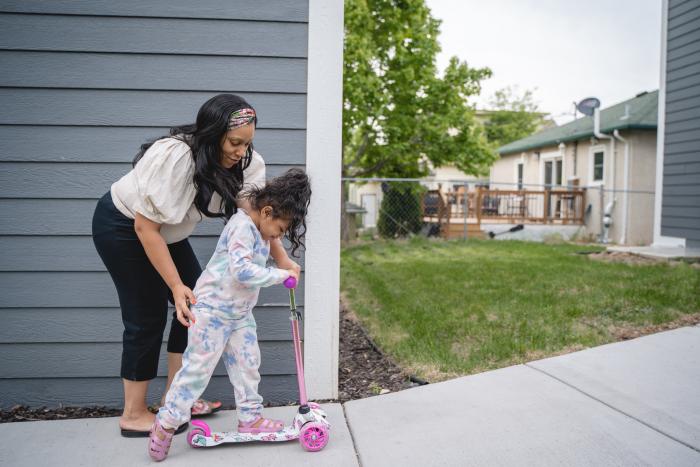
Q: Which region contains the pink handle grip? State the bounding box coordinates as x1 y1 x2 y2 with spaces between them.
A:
284 276 297 289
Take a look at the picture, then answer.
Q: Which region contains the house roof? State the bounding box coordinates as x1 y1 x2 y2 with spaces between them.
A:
498 90 658 155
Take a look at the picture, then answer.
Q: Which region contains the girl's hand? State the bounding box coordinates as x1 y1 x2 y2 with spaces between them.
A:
279 258 301 278
172 283 197 327
286 268 300 283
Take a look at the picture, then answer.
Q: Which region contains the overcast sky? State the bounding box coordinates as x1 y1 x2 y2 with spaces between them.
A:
425 0 662 124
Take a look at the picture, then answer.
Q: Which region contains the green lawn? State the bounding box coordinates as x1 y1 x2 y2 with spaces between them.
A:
341 238 700 382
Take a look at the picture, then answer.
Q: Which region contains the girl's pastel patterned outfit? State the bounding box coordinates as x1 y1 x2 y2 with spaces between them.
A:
157 209 288 430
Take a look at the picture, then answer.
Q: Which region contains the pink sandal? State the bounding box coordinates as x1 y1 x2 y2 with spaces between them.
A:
237 416 285 434
148 418 174 462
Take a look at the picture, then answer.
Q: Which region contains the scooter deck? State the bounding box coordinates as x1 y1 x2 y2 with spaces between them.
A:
191 426 299 447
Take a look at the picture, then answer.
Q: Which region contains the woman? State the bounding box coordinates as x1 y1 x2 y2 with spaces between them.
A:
92 94 300 437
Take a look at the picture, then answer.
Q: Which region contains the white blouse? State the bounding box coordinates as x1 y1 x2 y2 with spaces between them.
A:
111 137 266 244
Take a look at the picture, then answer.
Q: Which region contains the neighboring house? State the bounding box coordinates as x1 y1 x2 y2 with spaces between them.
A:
0 1 343 407
347 109 553 231
493 91 659 245
654 0 700 250
423 165 484 191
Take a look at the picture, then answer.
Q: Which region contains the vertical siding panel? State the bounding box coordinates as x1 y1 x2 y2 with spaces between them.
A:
662 0 700 246
0 4 308 407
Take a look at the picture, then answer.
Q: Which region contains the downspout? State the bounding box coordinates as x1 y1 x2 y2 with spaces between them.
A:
613 130 629 244
593 107 616 243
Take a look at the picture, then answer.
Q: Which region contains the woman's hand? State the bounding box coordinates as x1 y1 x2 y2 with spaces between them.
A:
172 283 197 327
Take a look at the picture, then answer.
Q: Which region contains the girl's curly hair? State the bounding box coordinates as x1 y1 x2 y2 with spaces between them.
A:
245 168 311 256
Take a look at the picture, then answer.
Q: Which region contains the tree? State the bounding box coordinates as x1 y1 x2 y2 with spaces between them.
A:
484 87 548 148
343 0 496 179
376 182 424 238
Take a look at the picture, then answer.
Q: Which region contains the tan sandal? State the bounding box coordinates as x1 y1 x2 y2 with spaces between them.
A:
191 399 223 416
149 399 222 416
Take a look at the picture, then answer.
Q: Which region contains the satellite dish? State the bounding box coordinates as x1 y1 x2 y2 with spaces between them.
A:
576 97 600 117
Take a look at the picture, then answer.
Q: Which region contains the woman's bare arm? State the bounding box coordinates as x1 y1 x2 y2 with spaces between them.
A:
134 213 197 326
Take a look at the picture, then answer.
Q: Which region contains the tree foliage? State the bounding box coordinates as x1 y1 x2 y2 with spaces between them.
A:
484 87 548 148
376 182 424 238
343 0 496 178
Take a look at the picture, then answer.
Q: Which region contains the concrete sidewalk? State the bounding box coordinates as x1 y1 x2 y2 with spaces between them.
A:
346 325 700 466
2 326 699 466
0 404 359 467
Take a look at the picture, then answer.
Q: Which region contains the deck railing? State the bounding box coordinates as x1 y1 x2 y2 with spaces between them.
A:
473 188 586 224
437 187 586 225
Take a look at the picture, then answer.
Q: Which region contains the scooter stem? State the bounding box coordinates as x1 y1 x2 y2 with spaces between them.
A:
291 305 308 406
285 278 308 406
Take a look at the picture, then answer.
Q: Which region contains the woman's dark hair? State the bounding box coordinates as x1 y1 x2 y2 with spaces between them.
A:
246 168 311 256
133 94 257 219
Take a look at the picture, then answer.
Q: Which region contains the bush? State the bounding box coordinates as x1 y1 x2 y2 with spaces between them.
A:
377 182 424 238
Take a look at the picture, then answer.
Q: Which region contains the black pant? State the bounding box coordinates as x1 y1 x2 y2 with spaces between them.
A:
92 192 202 381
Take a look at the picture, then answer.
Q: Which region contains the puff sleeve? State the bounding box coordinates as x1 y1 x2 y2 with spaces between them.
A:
243 150 267 190
133 138 197 224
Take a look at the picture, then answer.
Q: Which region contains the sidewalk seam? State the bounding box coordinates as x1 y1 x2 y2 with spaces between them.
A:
341 402 364 467
525 364 700 454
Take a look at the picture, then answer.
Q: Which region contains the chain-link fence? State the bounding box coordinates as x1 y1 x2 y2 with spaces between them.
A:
341 178 656 245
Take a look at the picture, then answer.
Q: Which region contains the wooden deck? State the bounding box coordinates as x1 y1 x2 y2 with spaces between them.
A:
423 216 485 239
422 187 586 240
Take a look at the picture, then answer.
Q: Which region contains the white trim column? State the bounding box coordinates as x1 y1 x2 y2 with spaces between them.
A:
653 0 685 248
303 0 344 399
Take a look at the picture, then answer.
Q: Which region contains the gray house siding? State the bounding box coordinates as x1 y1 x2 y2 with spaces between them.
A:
0 1 309 407
661 0 700 247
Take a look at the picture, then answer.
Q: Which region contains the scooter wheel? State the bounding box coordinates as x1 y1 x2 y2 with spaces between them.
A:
187 427 206 448
191 419 211 436
299 422 329 452
187 420 211 448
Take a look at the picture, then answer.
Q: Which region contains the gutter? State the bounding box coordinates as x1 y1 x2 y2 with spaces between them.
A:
593 107 615 244
613 130 630 245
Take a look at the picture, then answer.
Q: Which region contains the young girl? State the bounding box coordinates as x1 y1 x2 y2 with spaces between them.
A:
148 168 311 461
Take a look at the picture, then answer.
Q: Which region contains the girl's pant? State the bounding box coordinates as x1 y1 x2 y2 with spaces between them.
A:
158 306 264 429
92 192 201 381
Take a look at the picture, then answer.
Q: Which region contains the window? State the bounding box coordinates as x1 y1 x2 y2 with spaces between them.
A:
517 163 524 190
555 159 563 186
543 158 563 187
593 151 604 182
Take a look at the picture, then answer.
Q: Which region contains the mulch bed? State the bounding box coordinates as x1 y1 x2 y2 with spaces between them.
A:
338 302 424 402
1 304 421 423
1 406 122 423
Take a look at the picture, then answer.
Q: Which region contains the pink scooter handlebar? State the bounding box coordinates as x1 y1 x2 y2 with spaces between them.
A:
283 276 297 289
